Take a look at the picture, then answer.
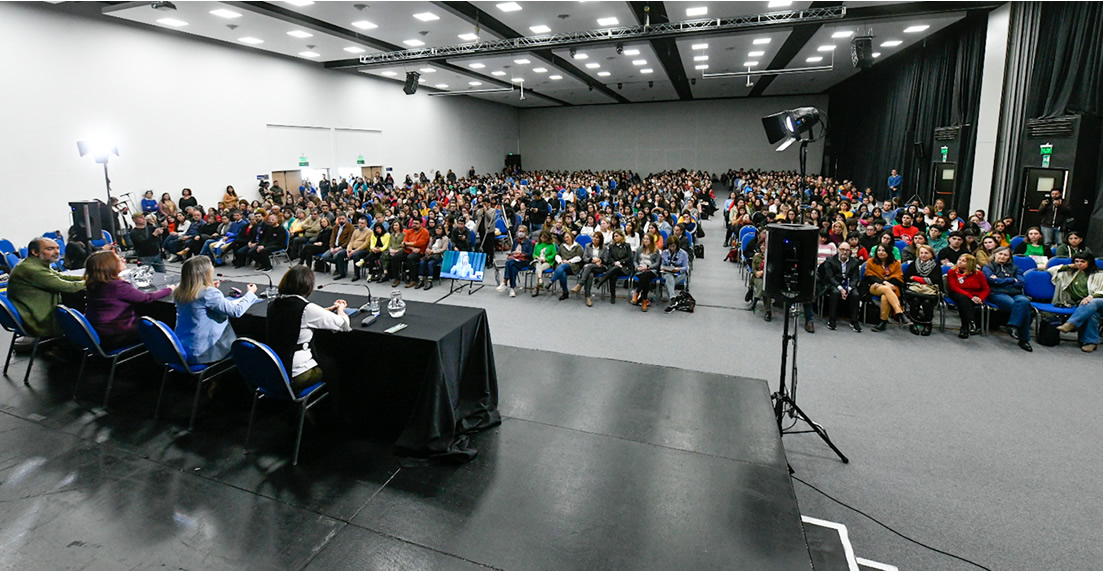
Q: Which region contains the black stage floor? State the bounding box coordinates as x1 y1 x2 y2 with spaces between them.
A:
0 338 809 570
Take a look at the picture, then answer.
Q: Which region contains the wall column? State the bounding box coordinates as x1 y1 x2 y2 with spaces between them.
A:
969 3 1011 216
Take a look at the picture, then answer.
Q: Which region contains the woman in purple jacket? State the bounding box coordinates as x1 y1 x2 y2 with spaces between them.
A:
83 251 175 349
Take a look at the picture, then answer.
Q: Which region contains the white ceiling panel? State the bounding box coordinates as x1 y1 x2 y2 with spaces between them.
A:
549 43 667 94
285 1 499 49
676 28 793 99
446 52 589 93
469 1 637 36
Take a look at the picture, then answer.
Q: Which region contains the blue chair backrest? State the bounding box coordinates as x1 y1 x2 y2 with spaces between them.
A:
55 306 105 355
1098 258 1103 270
576 234 592 249
1023 269 1055 301
739 226 756 242
942 265 950 275
382 221 390 233
4 253 18 273
138 317 191 373
89 230 112 249
0 294 27 335
660 230 669 241
0 239 15 255
494 217 509 235
1012 256 1037 274
739 233 755 252
42 231 62 242
231 338 296 401
468 229 477 248
895 240 908 252
1009 235 1025 252
901 262 910 275
1047 257 1071 269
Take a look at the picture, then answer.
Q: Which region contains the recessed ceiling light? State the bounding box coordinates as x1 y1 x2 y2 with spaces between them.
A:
157 18 188 27
632 59 647 65
872 52 882 58
413 12 439 22
238 37 264 45
832 30 854 38
287 30 312 38
881 40 903 47
817 45 836 52
459 33 479 41
624 49 640 56
419 78 426 83
533 67 548 73
573 53 589 60
597 71 611 77
469 81 483 86
691 43 708 50
419 67 436 73
403 39 425 47
512 78 525 83
585 62 600 69
352 20 378 30
299 51 320 58
285 0 314 6
806 56 823 63
768 0 792 7
597 17 619 27
469 63 486 69
695 64 708 70
641 68 653 74
744 61 759 67
344 47 365 53
904 25 930 33
530 25 551 34
496 2 521 12
686 7 707 17
693 55 708 62
550 75 562 80
753 38 771 45
435 84 448 89
749 51 765 57
514 58 531 64
491 71 506 76
209 9 241 19
381 71 397 77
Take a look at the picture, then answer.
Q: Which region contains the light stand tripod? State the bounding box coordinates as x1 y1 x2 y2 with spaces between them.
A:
772 300 849 463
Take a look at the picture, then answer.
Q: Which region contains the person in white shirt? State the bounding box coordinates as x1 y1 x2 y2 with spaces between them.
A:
266 265 352 391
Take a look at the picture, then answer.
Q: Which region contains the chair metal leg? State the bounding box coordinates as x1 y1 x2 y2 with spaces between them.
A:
293 401 307 466
73 353 88 400
103 356 120 409
187 371 205 431
24 338 41 386
154 367 169 419
244 391 259 453
4 334 16 376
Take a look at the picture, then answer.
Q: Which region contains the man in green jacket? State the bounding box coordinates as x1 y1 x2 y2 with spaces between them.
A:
7 238 86 337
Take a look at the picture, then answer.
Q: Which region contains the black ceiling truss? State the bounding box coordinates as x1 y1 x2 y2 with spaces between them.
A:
434 1 629 104
225 1 570 106
627 2 693 101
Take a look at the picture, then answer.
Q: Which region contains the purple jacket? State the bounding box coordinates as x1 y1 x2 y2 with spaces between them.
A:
85 279 172 339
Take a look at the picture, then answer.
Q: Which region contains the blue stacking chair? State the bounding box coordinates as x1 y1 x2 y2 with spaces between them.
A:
1009 235 1026 253
89 230 113 249
231 338 328 466
575 234 592 250
0 239 17 259
0 294 58 385
494 217 511 251
1012 255 1038 274
660 229 670 241
1023 269 1076 338
895 240 908 253
738 226 756 243
56 306 148 407
139 317 237 430
270 231 292 266
1047 257 1071 269
4 253 19 274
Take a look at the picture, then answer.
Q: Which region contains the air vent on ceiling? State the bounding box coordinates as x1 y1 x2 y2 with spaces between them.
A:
1026 116 1076 138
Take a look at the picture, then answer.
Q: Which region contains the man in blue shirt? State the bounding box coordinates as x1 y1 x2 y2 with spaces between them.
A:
887 169 902 201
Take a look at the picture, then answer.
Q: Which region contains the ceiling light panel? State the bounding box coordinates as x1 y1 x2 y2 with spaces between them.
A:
459 33 479 41
753 38 771 45
695 64 708 70
632 59 647 65
530 25 551 34
585 63 600 69
344 47 365 53
693 55 708 62
597 71 611 76
768 1 793 7
640 68 653 74
496 2 521 12
209 9 241 19
806 56 823 63
904 25 930 33
597 17 619 27
403 39 425 47
623 49 640 56
238 37 264 45
287 30 313 38
491 71 506 76
881 40 903 47
744 61 758 67
469 63 486 69
298 51 320 58
691 43 708 50
817 45 836 51
686 7 707 17
549 75 562 80
749 51 765 57
831 30 853 38
156 18 188 27
413 12 440 22
286 0 314 6
352 21 378 30
514 58 531 64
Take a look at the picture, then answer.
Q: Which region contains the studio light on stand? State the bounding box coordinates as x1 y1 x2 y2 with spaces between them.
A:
762 107 827 206
76 138 120 244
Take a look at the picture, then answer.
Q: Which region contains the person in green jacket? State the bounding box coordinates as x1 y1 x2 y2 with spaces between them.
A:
7 238 86 337
531 230 558 297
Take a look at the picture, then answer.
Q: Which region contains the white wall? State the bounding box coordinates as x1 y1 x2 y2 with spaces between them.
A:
0 3 518 243
518 95 828 176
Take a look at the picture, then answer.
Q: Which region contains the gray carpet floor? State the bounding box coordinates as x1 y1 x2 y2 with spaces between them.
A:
211 191 1102 571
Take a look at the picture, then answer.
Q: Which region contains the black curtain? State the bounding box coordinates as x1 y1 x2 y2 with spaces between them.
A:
826 12 988 212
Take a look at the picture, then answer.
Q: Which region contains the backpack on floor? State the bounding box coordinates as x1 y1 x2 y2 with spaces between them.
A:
693 244 705 259
666 291 696 313
1037 317 1062 347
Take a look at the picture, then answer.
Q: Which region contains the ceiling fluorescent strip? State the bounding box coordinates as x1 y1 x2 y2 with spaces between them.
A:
426 87 516 96
702 64 834 79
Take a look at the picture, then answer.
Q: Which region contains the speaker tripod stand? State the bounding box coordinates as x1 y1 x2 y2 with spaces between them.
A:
772 301 849 463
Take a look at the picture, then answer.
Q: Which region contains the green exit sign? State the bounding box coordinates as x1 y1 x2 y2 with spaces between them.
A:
298 155 309 167
357 155 365 165
1039 144 1053 155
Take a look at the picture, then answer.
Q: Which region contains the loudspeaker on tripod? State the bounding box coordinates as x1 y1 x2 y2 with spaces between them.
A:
764 223 818 303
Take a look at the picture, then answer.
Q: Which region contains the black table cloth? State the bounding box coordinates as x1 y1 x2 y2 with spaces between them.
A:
144 279 500 465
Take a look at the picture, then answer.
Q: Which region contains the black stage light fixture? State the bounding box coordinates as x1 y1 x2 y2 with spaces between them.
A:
569 47 576 58
851 35 874 69
616 43 624 55
762 107 820 147
648 81 654 88
403 71 420 95
617 82 622 90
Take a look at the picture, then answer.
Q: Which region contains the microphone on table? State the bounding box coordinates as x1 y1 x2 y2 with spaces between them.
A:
317 283 377 325
217 272 276 298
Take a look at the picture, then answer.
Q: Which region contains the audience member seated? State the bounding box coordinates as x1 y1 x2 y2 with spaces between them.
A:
902 244 941 336
1013 226 1049 269
391 218 430 288
1052 252 1103 352
530 230 558 297
382 223 406 282
359 223 389 282
498 225 533 298
173 256 260 364
266 265 351 391
230 213 263 268
83 250 175 350
552 232 583 301
573 231 608 307
298 217 331 268
1056 230 1088 259
333 216 370 281
892 213 920 245
593 230 633 304
975 235 1000 267
416 224 450 290
869 231 900 262
631 233 662 312
900 232 926 263
821 242 862 332
983 247 1034 351
750 231 772 321
660 238 690 310
937 231 967 266
946 254 988 339
288 209 322 260
927 226 948 252
317 215 352 274
247 213 288 271
6 237 87 338
862 246 906 332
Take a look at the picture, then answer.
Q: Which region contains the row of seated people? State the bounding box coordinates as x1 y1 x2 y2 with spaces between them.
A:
745 228 1103 352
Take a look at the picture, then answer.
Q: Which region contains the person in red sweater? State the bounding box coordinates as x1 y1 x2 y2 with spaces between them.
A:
892 213 920 245
390 218 431 287
946 253 989 339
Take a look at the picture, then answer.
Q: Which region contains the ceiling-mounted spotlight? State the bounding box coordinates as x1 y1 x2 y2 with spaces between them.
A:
588 84 593 91
150 1 177 10
569 47 576 58
648 81 654 88
616 43 624 55
617 82 622 90
691 78 697 85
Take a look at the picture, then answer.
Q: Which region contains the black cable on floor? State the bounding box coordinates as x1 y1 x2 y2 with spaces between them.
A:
791 475 992 571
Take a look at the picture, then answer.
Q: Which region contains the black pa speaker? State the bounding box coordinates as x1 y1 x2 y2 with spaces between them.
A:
851 36 874 69
69 201 103 242
764 223 818 303
403 71 421 95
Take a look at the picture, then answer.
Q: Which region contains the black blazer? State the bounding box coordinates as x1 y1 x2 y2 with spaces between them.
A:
820 255 862 293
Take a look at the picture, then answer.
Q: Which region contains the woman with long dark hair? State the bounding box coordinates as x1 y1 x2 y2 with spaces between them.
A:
862 245 905 332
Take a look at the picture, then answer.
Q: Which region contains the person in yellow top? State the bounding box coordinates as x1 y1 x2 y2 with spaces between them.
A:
358 223 390 282
333 216 371 280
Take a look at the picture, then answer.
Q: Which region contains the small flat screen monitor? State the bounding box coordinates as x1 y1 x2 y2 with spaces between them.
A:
941 168 955 181
1037 177 1056 192
440 251 485 282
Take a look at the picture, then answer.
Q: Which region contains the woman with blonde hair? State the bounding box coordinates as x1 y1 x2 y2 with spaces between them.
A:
174 256 260 364
84 250 175 349
946 253 989 339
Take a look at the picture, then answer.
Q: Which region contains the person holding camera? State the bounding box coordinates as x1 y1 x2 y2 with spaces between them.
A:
1038 189 1071 247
